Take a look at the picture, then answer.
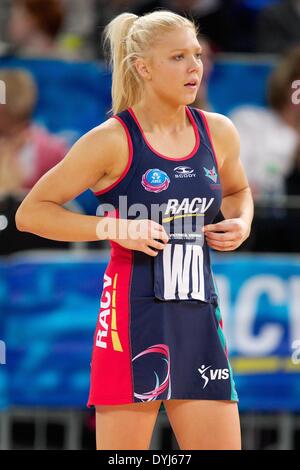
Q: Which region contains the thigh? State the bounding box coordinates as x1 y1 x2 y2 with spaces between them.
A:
95 400 162 450
163 399 241 450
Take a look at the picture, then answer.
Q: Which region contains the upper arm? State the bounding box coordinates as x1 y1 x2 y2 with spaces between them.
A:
16 118 124 208
203 111 250 198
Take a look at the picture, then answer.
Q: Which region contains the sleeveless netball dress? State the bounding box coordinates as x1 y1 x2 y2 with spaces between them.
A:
87 106 238 406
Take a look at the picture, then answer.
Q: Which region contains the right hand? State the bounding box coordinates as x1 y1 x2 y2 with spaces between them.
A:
97 217 170 256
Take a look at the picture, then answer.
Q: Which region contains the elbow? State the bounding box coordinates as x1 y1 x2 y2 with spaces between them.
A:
15 205 29 232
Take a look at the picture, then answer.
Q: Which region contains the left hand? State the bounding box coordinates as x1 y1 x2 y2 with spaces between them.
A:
203 218 250 251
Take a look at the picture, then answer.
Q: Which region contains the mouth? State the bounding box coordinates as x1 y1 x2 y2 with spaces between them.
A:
184 80 198 89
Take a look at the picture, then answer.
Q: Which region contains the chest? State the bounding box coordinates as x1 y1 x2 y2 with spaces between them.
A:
143 125 197 159
121 146 223 225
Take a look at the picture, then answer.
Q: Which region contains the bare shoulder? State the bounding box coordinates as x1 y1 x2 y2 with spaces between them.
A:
201 111 240 167
201 110 239 139
55 114 129 193
17 116 129 207
83 116 129 193
62 114 129 195
77 116 127 166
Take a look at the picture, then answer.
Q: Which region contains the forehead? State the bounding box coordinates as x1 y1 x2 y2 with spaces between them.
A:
155 27 201 51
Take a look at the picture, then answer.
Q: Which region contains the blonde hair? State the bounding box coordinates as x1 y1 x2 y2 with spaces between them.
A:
103 10 198 115
0 68 37 121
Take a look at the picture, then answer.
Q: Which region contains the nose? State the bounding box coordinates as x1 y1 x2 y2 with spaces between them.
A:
188 55 202 73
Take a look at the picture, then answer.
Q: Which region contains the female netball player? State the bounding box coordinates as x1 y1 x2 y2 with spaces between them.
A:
15 10 253 450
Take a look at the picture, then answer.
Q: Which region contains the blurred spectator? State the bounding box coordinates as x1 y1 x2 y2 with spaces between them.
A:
6 0 83 60
230 47 300 201
0 0 96 60
8 0 64 57
257 0 300 54
0 137 24 199
61 0 96 60
0 0 11 55
230 47 300 252
0 67 72 254
0 68 68 192
62 0 95 40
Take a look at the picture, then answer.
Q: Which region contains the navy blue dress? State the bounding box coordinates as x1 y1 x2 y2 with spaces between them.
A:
87 105 238 406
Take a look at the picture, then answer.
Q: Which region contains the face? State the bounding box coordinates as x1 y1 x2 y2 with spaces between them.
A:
9 5 36 45
135 27 203 106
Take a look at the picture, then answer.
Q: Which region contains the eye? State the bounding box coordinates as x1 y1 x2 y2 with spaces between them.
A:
173 52 202 61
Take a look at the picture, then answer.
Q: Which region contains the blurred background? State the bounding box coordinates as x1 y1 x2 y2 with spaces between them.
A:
0 0 300 450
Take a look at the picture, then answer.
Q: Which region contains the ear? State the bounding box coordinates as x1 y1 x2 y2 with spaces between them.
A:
134 57 152 81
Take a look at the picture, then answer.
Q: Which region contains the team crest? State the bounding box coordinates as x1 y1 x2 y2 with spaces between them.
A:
203 166 218 183
141 168 170 193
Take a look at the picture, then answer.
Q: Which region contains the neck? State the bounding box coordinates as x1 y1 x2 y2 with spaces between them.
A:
132 98 189 134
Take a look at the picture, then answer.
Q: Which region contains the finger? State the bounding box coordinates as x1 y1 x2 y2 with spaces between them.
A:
158 227 170 243
205 231 238 242
150 224 169 243
207 239 237 249
143 245 160 257
150 220 165 232
153 229 169 243
204 221 237 233
129 221 148 240
148 239 167 250
208 245 236 251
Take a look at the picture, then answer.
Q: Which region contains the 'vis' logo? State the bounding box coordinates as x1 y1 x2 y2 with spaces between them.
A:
198 364 229 389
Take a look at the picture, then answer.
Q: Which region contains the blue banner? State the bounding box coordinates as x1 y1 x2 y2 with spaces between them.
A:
212 254 300 411
1 252 299 410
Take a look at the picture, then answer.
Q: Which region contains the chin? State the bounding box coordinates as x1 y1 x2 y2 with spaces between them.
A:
184 96 197 106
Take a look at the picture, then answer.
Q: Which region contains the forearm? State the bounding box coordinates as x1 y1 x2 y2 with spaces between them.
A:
16 201 116 242
221 187 254 229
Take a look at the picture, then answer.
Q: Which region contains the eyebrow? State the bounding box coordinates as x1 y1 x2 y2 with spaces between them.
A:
170 46 202 52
